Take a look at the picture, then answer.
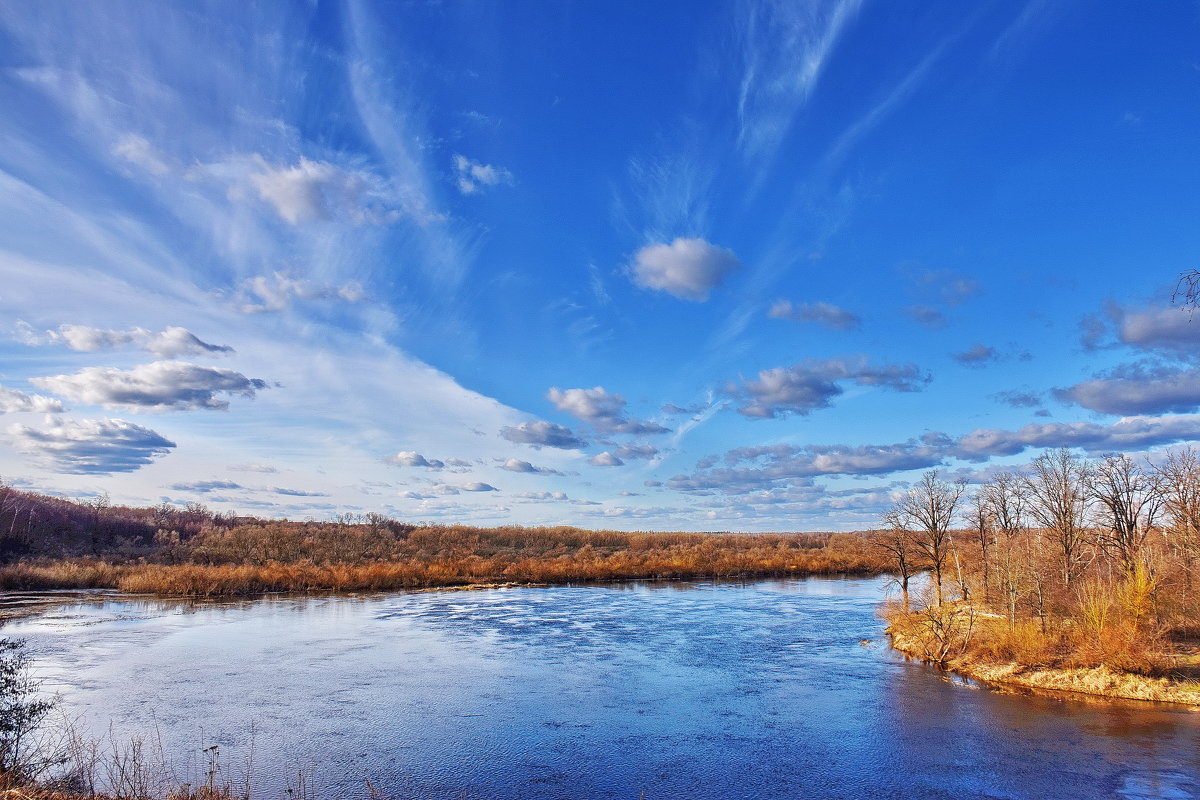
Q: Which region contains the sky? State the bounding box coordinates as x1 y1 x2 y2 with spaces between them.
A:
1 1 1200 532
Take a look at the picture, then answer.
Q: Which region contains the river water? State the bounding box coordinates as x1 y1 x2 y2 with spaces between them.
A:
4 577 1199 800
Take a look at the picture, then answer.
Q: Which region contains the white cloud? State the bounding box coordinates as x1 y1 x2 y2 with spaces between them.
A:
547 386 669 435
7 416 176 474
736 0 863 160
1054 362 1200 416
38 324 234 357
615 443 659 460
248 157 406 226
32 361 269 411
112 134 170 176
169 479 243 492
0 386 64 414
500 421 587 450
385 451 445 469
732 357 929 418
452 154 513 195
629 238 740 302
590 451 624 467
237 272 366 313
500 458 562 475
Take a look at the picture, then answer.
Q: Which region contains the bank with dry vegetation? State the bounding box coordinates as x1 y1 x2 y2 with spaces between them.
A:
875 447 1200 707
0 484 886 596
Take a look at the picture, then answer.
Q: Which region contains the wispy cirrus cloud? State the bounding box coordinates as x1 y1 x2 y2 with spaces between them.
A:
735 0 863 161
236 272 365 314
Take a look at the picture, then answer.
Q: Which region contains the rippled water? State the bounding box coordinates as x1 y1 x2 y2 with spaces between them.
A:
6 577 1200 799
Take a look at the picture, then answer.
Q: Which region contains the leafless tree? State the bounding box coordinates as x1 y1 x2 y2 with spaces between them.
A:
983 471 1029 628
1174 269 1200 308
1155 446 1200 598
872 525 918 611
1087 453 1162 574
887 471 967 605
968 489 993 605
1024 449 1092 587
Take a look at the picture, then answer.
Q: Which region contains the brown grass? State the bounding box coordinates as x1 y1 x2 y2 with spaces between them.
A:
0 528 885 597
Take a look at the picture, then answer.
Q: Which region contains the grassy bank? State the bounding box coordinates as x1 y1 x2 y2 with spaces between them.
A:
0 486 886 596
884 602 1200 707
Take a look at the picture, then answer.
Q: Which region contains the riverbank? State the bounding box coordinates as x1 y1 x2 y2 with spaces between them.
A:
887 613 1200 709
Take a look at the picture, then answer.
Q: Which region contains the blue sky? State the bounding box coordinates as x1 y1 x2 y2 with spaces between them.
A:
2 1 1200 531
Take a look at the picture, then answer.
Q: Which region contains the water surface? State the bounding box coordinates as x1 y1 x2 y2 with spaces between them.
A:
6 578 1200 799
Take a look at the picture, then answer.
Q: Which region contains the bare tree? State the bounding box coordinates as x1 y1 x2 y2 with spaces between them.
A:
1174 269 1200 308
887 471 967 605
1155 446 1200 599
1023 449 1092 587
872 524 918 611
1088 453 1162 574
968 489 993 605
983 471 1030 628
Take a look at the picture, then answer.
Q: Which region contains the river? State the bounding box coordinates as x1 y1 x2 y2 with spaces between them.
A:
5 577 1199 799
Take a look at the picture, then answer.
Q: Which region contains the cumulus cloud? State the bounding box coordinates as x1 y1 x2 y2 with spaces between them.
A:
237 272 365 314
768 300 860 330
665 413 1200 494
730 357 930 418
274 487 329 497
32 361 269 411
666 441 945 493
952 414 1200 460
547 386 669 435
500 458 562 475
590 451 624 467
7 416 175 474
1083 304 1200 359
615 443 659 460
385 451 446 469
432 482 498 494
1055 362 1200 415
168 480 243 493
0 386 64 414
951 344 998 367
513 491 569 501
452 154 514 194
993 389 1044 408
34 324 234 357
629 238 740 301
500 421 587 450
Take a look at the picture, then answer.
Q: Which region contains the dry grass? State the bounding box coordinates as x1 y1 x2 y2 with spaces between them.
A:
0 529 885 597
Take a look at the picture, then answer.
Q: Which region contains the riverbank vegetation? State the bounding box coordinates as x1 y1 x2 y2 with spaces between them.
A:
0 484 885 596
878 447 1200 705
